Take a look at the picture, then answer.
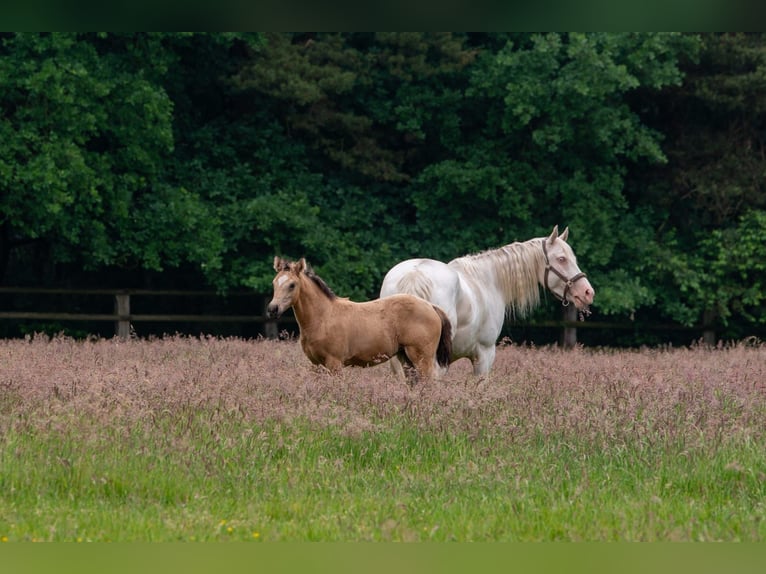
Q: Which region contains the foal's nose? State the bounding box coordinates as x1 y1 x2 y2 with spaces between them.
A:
266 303 280 318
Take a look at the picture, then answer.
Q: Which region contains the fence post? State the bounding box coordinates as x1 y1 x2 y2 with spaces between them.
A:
114 292 131 340
263 297 278 339
702 309 716 346
559 304 578 349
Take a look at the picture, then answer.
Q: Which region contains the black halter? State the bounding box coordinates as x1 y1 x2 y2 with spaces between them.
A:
541 240 587 307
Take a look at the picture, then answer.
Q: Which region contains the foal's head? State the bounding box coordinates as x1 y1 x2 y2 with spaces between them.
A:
267 256 336 318
267 257 306 319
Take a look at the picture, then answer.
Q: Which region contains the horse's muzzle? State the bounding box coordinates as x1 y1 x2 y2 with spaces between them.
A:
266 303 281 319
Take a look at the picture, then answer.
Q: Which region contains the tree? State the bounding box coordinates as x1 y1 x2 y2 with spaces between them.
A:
0 33 220 285
634 33 766 333
206 32 480 296
7 33 766 343
415 33 699 317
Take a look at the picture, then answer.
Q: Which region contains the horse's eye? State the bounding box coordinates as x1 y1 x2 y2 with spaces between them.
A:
557 256 566 264
289 282 296 290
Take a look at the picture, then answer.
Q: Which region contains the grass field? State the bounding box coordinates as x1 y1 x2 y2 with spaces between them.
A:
1 334 765 541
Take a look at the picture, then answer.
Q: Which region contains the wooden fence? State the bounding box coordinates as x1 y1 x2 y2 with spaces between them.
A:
0 287 715 346
0 287 292 340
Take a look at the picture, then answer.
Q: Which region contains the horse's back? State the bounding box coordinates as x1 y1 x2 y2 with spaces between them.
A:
382 258 461 330
381 258 434 297
380 258 459 311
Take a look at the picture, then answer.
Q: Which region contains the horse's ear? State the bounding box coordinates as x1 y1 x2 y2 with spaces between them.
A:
547 225 560 244
273 256 283 272
559 226 569 242
295 258 307 274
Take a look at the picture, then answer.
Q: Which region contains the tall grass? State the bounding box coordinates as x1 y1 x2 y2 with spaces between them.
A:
1 335 765 541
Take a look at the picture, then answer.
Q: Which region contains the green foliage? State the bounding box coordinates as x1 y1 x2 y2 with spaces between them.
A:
465 33 695 245
3 32 766 340
0 33 176 271
653 33 766 229
126 185 224 274
591 269 656 317
699 210 766 326
627 33 766 332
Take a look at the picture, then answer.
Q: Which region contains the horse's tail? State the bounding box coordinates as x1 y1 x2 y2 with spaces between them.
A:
432 305 452 368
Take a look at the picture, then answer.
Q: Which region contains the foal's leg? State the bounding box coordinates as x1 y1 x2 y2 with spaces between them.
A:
403 345 436 383
396 349 425 386
319 356 344 374
388 354 407 381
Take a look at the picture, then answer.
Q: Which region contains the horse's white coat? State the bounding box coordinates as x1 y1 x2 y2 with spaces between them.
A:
380 226 594 376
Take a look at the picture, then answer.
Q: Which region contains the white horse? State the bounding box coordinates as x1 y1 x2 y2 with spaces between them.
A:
379 225 595 376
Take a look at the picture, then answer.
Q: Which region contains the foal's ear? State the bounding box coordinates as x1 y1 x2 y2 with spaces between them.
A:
295 258 307 273
559 226 569 242
274 256 293 272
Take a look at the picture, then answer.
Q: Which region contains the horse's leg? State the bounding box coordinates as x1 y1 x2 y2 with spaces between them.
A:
471 344 495 378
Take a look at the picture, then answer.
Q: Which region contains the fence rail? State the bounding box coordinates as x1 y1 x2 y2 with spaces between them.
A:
0 286 714 345
0 286 292 340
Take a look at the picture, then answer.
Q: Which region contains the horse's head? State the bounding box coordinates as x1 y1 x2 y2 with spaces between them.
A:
267 256 307 318
541 226 595 311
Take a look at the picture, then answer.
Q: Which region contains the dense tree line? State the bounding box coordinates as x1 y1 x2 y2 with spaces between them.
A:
2 33 765 342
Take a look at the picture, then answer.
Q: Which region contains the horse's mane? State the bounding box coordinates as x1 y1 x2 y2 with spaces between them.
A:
303 266 337 301
450 239 545 319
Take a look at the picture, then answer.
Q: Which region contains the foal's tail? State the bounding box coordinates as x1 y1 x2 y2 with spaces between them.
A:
432 305 453 368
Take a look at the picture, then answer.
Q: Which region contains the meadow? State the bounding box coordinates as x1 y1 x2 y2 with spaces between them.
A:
1 334 765 542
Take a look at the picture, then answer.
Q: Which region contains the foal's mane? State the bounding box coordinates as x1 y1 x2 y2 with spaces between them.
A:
450 239 545 319
302 266 337 301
